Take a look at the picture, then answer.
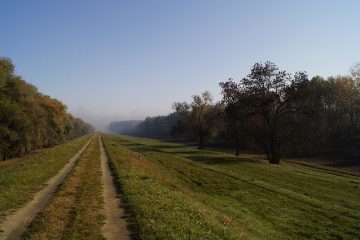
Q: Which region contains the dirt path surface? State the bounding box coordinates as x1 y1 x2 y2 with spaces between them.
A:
0 138 92 240
100 137 131 240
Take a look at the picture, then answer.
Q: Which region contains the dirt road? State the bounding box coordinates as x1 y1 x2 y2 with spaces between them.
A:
0 138 92 240
100 137 131 240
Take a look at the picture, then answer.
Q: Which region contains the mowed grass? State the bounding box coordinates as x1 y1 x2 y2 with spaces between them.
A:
0 135 92 220
102 135 247 240
102 134 360 240
24 135 104 240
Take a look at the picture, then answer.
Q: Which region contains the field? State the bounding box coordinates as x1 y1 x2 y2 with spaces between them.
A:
102 134 360 240
0 133 359 239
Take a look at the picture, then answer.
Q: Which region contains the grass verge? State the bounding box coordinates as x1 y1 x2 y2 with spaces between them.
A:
102 134 360 240
102 134 249 240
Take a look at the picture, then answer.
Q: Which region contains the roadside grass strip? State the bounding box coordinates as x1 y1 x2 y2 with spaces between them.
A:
23 135 105 240
0 135 92 219
102 134 249 240
102 134 360 240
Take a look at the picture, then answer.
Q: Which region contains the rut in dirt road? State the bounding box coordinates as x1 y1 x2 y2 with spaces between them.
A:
0 138 92 240
100 137 131 240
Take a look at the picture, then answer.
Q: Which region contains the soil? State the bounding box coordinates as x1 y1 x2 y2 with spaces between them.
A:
100 137 131 240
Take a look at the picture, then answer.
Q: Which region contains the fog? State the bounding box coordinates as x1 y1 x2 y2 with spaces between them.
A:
70 106 146 131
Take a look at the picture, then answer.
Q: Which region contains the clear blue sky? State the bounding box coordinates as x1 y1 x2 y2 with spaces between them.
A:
1 0 360 129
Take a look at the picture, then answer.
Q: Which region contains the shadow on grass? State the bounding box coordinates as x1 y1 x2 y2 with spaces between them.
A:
122 140 261 166
161 150 199 155
326 157 360 168
119 143 143 147
186 155 261 165
149 145 182 149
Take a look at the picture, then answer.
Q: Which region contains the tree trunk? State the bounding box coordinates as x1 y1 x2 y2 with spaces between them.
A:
269 146 281 164
235 142 240 156
263 143 270 162
268 136 281 164
198 135 205 149
269 152 280 164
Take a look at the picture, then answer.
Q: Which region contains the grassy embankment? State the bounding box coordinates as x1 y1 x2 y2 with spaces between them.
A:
24 135 104 239
0 135 92 220
102 134 360 240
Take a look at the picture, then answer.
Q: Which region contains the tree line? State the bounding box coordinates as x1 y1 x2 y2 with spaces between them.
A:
0 57 94 160
108 120 142 135
108 114 179 138
122 61 360 164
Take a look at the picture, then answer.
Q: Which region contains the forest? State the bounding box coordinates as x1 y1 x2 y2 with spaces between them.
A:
108 114 179 138
0 57 93 160
111 61 360 164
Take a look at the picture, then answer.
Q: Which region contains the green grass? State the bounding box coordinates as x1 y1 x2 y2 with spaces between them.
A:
102 134 360 240
24 135 104 239
0 135 92 219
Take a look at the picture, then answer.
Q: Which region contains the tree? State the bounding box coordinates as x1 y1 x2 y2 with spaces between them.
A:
173 91 223 149
0 56 93 160
350 62 360 86
219 79 250 156
220 62 312 163
135 113 179 137
308 75 360 142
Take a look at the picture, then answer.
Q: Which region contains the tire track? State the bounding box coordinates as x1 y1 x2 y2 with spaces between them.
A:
0 137 93 240
100 136 131 240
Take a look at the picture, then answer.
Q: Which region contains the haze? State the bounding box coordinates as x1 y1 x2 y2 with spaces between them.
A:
1 0 360 130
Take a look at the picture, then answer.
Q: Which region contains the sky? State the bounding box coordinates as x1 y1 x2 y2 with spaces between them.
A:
1 0 360 130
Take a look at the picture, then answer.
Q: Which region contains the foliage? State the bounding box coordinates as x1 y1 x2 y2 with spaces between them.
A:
220 62 312 163
108 115 179 138
108 120 142 134
307 75 360 144
350 62 360 86
136 113 179 137
173 91 223 149
110 61 360 164
0 57 93 160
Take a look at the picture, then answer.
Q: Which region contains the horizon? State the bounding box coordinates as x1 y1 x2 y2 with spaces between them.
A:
1 0 360 130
